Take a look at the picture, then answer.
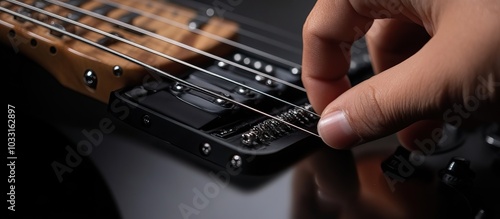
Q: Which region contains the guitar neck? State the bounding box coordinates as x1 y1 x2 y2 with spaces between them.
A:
0 0 238 102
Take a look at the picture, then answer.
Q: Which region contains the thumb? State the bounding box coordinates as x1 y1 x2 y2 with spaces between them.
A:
317 34 455 149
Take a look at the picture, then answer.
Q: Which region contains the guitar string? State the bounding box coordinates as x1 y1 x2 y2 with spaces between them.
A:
28 0 318 117
0 4 319 138
99 0 302 62
8 0 320 132
45 0 307 94
93 0 301 67
232 28 302 55
157 0 303 44
122 0 303 55
211 7 303 43
8 0 309 116
36 0 319 119
0 4 320 137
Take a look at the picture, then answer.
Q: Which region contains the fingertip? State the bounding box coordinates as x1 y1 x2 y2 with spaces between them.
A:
317 111 361 149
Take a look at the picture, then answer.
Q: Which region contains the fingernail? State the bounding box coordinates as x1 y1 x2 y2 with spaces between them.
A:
317 111 360 149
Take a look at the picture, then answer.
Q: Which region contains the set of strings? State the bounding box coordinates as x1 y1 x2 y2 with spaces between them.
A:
159 0 304 55
0 0 320 137
98 0 303 61
46 0 307 92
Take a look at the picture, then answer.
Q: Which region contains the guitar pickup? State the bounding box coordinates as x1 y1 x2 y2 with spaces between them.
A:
117 80 235 130
169 82 235 113
185 71 262 105
212 52 303 98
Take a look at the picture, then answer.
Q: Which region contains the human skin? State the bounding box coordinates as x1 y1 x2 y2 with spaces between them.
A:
302 0 500 149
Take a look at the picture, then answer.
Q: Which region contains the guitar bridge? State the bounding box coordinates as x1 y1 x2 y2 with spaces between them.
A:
109 50 322 174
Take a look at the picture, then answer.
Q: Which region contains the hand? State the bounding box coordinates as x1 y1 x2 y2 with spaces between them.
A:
302 0 500 149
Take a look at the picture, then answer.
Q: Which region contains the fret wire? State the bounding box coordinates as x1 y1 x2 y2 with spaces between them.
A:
46 0 307 94
0 3 320 137
94 0 301 68
39 0 319 117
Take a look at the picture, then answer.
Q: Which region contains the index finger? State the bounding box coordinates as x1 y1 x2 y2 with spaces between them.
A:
301 0 373 114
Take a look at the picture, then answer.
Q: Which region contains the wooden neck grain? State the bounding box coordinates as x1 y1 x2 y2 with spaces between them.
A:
0 0 238 103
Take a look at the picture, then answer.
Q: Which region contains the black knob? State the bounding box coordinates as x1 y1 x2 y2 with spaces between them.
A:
435 123 466 154
440 157 475 191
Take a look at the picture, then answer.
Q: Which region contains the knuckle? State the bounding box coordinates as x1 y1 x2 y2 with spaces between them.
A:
348 84 390 140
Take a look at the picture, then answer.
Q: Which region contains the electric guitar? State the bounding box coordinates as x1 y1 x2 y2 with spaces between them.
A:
2 0 498 218
1 0 341 173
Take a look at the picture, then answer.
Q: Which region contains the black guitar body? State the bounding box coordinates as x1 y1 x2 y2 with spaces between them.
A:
3 0 499 218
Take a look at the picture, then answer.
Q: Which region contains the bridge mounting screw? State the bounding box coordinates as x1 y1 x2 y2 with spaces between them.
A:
200 143 211 156
230 155 242 168
113 65 123 77
142 115 151 127
83 69 97 89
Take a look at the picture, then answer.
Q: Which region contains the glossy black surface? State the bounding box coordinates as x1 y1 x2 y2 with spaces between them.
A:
3 0 499 218
4 46 500 219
